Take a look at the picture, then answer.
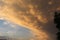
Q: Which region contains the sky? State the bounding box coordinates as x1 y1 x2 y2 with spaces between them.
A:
0 0 60 40
0 18 36 40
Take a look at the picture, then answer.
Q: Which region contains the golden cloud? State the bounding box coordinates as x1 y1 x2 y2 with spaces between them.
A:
0 0 51 40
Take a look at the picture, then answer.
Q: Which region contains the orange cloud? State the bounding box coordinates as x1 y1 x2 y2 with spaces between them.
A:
0 0 51 40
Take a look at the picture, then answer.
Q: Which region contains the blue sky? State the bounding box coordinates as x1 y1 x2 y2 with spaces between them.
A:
0 18 34 40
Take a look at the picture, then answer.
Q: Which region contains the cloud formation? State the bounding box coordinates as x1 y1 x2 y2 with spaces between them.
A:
0 0 59 40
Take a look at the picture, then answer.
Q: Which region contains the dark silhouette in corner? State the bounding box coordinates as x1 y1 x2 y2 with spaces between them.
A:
54 11 60 40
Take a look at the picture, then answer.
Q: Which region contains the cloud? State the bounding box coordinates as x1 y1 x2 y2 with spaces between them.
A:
0 0 6 7
0 0 58 40
7 31 16 36
0 32 2 36
0 17 4 20
10 24 17 28
3 21 9 25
